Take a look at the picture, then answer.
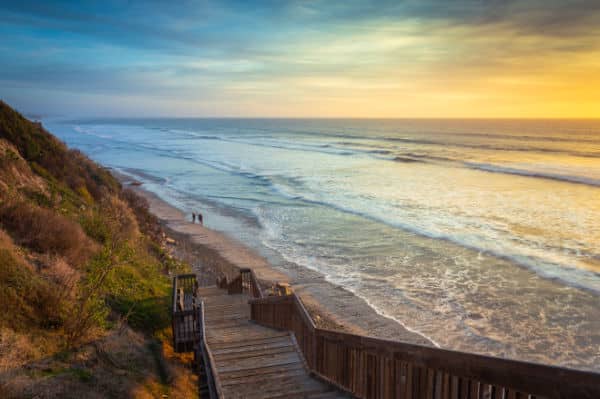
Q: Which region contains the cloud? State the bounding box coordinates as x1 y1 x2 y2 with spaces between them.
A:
1 1 599 116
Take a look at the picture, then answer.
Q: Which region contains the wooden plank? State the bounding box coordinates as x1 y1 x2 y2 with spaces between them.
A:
220 367 308 386
208 333 291 349
459 377 469 399
480 384 491 399
451 375 459 399
221 364 306 385
219 361 306 380
177 288 184 311
470 380 481 399
214 353 301 374
241 385 331 399
198 284 341 399
406 363 413 399
307 392 349 399
214 345 298 363
211 338 293 355
426 368 435 399
208 329 287 341
434 371 443 399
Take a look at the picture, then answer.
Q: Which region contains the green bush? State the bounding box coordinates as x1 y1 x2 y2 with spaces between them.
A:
80 213 111 244
0 249 63 330
23 188 53 208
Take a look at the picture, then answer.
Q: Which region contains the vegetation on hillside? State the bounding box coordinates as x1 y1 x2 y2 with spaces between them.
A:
0 101 196 398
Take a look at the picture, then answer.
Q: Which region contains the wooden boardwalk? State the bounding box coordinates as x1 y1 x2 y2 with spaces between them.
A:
198 286 349 399
173 272 600 399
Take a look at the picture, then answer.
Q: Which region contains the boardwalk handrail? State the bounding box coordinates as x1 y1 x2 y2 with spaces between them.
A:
172 273 197 313
172 274 200 352
249 293 600 399
240 267 264 298
172 274 219 398
199 300 222 399
220 268 264 298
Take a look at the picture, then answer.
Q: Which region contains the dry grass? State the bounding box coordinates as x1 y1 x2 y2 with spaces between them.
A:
0 328 48 373
0 230 59 332
0 139 47 195
40 255 81 301
0 229 14 250
102 195 140 242
0 101 120 202
0 327 198 399
0 248 63 330
121 188 161 241
0 200 98 267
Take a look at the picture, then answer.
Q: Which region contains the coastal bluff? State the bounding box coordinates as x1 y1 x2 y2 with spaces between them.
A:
0 101 198 398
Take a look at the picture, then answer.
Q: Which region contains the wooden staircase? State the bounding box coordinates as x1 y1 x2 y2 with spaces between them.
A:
198 285 350 398
173 271 600 399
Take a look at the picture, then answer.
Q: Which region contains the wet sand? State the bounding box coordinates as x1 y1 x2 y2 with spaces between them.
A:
122 176 431 344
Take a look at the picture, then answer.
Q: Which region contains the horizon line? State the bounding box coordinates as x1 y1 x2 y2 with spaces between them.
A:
36 115 600 121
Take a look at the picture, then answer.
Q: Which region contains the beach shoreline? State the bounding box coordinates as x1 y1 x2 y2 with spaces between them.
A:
118 173 432 345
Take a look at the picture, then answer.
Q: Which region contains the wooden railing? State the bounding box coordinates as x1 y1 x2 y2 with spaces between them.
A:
172 274 219 398
198 301 220 399
241 267 264 298
226 274 243 294
221 268 264 298
172 274 200 352
249 294 600 399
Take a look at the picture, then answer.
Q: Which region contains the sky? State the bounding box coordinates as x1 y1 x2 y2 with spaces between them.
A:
1 0 599 118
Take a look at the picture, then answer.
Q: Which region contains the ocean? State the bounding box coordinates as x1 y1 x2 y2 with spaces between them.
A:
46 118 600 370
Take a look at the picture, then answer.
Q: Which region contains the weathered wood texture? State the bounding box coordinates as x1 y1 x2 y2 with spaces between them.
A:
241 267 264 299
172 274 201 353
172 274 219 398
198 285 350 398
224 268 264 298
250 294 600 399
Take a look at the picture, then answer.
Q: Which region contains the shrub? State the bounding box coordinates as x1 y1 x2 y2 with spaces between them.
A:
108 295 170 333
22 188 53 208
101 195 139 242
76 186 94 205
62 245 126 347
120 188 161 240
40 256 80 298
0 249 63 330
0 200 97 267
0 101 120 203
79 213 111 244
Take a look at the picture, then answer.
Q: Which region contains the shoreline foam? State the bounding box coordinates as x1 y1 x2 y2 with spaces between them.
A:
117 172 432 345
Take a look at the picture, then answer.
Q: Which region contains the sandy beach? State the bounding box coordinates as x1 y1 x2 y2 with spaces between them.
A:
120 174 431 345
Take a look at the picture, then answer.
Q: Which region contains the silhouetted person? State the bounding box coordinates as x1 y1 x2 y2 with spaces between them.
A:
198 213 203 225
192 212 196 223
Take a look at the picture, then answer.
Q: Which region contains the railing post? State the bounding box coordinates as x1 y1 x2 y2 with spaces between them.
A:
248 290 600 399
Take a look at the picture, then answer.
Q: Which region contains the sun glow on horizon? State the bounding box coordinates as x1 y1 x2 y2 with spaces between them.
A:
1 1 599 118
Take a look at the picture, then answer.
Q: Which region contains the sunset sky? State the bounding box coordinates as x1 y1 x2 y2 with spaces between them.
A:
1 1 599 118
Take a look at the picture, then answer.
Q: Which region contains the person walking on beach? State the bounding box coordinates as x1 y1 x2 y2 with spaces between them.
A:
192 212 196 223
198 212 203 225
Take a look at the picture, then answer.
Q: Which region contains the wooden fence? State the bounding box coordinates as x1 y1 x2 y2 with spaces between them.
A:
198 300 220 399
249 294 600 399
222 267 264 298
172 274 200 352
172 274 219 398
